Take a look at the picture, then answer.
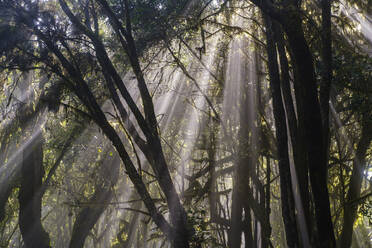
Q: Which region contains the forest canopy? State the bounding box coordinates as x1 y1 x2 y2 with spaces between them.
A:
0 0 371 247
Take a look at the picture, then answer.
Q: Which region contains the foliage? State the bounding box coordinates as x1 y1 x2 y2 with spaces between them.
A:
0 0 371 247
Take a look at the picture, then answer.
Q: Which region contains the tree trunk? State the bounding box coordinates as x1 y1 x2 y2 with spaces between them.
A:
340 118 372 248
320 0 332 165
243 206 254 248
229 37 250 248
69 155 120 248
229 179 243 248
31 25 175 243
280 10 336 247
264 156 271 248
273 23 313 244
57 2 191 245
18 132 50 248
263 14 299 248
1 103 46 224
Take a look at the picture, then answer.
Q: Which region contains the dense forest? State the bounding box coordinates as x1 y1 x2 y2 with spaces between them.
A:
0 0 371 247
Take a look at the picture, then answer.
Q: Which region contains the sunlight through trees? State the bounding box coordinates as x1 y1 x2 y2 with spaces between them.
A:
0 0 371 247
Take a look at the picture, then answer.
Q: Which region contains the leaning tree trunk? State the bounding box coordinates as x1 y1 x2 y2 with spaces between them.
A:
57 2 191 246
18 131 50 248
1 102 46 223
340 117 372 248
69 155 120 248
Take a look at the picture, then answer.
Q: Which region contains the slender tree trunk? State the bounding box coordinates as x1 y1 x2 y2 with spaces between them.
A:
320 0 333 165
280 10 336 247
263 14 299 248
57 2 191 246
253 217 258 248
229 179 243 248
273 23 313 244
340 118 372 248
264 156 271 248
18 132 50 248
30 24 175 243
120 18 190 247
243 206 254 248
229 44 250 248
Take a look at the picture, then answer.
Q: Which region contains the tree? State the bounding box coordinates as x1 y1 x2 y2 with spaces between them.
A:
248 0 337 246
0 0 370 247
